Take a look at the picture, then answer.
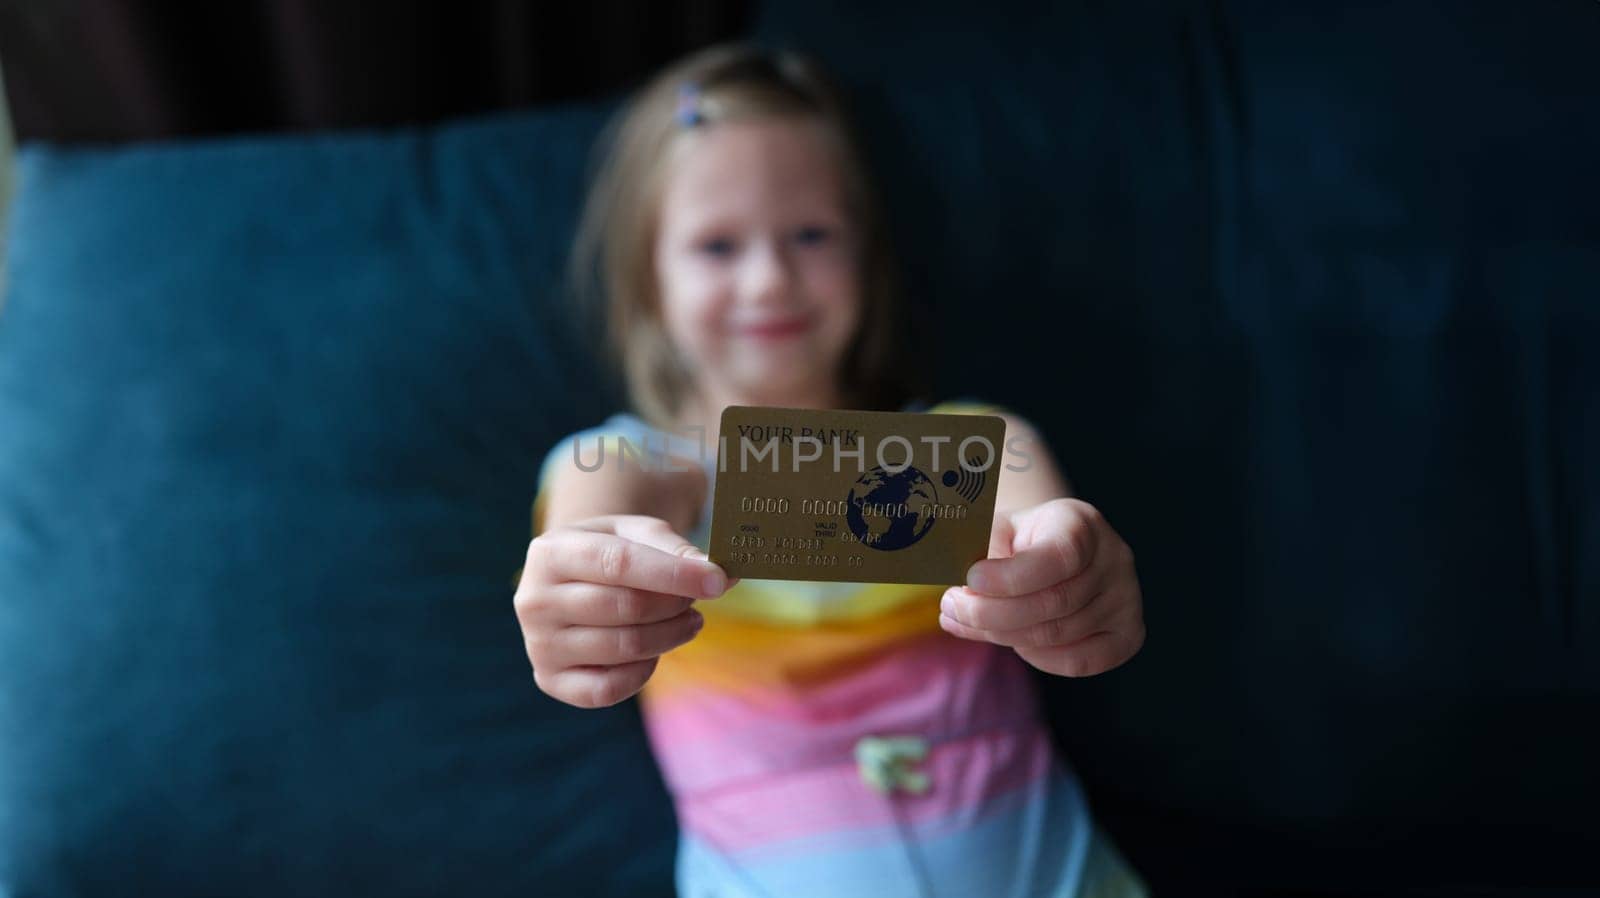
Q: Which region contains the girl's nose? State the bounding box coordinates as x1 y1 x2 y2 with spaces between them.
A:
740 239 795 306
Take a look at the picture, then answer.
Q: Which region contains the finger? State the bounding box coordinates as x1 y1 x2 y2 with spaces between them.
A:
604 514 700 557
966 540 1085 597
940 572 1102 632
937 613 994 644
534 657 659 709
987 510 1017 560
542 582 698 627
966 504 1095 597
939 592 1117 649
1017 627 1140 678
537 525 727 598
541 608 705 668
608 515 734 595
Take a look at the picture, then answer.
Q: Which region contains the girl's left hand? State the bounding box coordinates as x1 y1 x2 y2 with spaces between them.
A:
937 497 1145 677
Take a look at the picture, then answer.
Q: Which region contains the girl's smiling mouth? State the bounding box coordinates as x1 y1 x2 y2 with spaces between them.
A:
735 315 814 339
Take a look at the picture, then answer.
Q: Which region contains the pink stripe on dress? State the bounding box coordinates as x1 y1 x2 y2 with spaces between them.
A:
676 725 1059 854
639 633 1061 853
642 634 1040 792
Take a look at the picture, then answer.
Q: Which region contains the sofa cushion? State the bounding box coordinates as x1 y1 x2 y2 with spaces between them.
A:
0 105 677 896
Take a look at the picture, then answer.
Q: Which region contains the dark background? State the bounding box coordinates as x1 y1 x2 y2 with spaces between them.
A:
1 1 1595 896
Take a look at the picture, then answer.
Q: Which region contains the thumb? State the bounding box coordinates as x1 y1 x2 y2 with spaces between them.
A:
682 544 740 589
608 515 698 557
607 515 732 596
987 509 1017 560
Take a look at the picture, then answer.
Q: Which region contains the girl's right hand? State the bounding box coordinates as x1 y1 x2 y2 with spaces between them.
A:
514 514 732 709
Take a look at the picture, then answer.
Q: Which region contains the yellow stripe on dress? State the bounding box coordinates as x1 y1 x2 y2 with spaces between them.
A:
645 581 949 700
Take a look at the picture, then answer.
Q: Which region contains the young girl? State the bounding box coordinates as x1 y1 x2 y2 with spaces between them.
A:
515 44 1148 898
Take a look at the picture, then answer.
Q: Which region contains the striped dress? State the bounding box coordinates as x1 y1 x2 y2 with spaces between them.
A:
534 399 1146 898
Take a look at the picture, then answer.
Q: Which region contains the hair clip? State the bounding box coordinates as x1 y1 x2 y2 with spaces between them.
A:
675 82 705 127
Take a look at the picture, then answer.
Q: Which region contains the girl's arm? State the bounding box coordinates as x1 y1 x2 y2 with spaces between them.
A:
992 412 1074 518
541 445 707 536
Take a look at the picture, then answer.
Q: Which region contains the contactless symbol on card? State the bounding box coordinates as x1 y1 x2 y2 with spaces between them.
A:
708 406 1006 585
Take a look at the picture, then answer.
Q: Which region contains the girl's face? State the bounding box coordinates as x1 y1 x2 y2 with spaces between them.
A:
653 117 861 412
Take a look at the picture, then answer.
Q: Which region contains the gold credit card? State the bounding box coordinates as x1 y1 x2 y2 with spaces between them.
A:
708 405 1007 585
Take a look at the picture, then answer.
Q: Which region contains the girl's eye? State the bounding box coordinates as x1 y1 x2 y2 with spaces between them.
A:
697 237 737 258
793 226 832 247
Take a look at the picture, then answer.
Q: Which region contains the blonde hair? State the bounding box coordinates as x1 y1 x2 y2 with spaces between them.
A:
570 42 924 430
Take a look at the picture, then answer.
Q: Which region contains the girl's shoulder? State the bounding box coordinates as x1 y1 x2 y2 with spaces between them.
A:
912 395 1017 418
532 410 712 536
537 412 637 487
536 411 707 489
